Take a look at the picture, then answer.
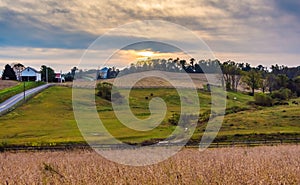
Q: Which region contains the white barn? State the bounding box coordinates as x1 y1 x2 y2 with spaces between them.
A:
21 67 41 82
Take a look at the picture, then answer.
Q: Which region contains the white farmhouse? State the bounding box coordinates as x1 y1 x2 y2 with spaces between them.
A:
21 67 41 82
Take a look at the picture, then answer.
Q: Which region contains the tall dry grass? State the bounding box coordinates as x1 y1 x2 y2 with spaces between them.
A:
0 145 299 184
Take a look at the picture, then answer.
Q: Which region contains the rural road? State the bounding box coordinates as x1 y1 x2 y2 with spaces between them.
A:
0 83 52 115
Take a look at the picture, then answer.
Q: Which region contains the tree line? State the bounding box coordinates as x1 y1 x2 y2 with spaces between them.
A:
119 58 300 98
2 60 300 101
119 58 222 75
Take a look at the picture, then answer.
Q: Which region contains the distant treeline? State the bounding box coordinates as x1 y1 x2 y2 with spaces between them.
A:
119 58 299 77
118 58 300 98
119 58 222 75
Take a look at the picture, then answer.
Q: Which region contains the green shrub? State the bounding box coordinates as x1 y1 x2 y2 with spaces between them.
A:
168 113 198 127
203 84 211 92
271 88 293 100
198 111 211 124
97 82 112 100
96 82 122 102
254 93 273 106
168 113 180 126
226 106 249 114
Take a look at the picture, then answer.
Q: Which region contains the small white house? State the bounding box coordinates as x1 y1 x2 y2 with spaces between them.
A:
21 67 41 82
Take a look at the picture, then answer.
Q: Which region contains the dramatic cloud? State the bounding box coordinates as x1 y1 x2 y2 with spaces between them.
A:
0 0 299 72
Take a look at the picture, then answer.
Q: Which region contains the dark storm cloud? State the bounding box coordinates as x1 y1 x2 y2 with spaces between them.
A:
273 0 300 18
0 0 299 68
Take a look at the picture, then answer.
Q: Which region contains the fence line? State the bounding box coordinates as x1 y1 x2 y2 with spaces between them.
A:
192 138 300 148
1 138 299 152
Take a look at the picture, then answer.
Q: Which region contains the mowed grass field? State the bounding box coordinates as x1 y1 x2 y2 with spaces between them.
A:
0 86 299 146
0 86 82 145
0 145 299 184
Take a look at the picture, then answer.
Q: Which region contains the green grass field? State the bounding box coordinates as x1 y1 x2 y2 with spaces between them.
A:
0 86 299 146
0 81 45 103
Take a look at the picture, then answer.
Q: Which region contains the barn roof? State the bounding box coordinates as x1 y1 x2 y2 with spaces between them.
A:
22 67 40 73
100 67 109 72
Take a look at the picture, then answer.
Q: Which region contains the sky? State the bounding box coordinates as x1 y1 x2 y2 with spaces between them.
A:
0 0 300 73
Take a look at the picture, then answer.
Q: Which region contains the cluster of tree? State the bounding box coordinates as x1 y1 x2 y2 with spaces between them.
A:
221 61 250 92
1 64 17 80
119 58 221 76
242 66 300 97
96 82 113 100
40 65 55 82
64 67 119 81
254 88 296 107
40 65 80 82
118 58 253 93
220 61 300 100
1 63 27 80
62 67 78 81
96 82 123 102
271 64 300 79
119 58 300 98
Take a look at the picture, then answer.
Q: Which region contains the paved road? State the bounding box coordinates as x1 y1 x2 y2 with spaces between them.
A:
0 84 52 115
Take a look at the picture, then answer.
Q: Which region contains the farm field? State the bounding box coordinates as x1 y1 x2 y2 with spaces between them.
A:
0 145 299 184
0 80 18 90
0 81 45 103
0 86 299 146
97 72 248 91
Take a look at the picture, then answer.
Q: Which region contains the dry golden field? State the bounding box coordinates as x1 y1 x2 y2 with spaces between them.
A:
0 145 299 184
65 72 249 91
100 72 213 89
0 80 18 90
73 72 249 91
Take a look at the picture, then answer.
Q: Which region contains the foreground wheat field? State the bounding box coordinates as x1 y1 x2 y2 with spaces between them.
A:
0 145 299 184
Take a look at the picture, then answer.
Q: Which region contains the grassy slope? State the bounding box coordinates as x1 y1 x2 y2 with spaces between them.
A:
0 86 82 145
217 105 300 140
0 81 45 103
0 86 299 146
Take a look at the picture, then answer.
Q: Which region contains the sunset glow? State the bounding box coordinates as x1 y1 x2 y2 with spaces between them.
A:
138 51 154 58
136 51 155 60
0 0 299 71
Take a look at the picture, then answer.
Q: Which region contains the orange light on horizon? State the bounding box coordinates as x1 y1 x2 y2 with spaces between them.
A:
137 51 155 58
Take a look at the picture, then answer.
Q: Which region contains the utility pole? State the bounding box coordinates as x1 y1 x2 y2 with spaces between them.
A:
23 80 25 102
97 66 100 80
46 67 48 83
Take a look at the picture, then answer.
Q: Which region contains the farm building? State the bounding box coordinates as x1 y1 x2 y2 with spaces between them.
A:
98 67 119 79
21 67 41 82
55 73 65 83
99 67 109 79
